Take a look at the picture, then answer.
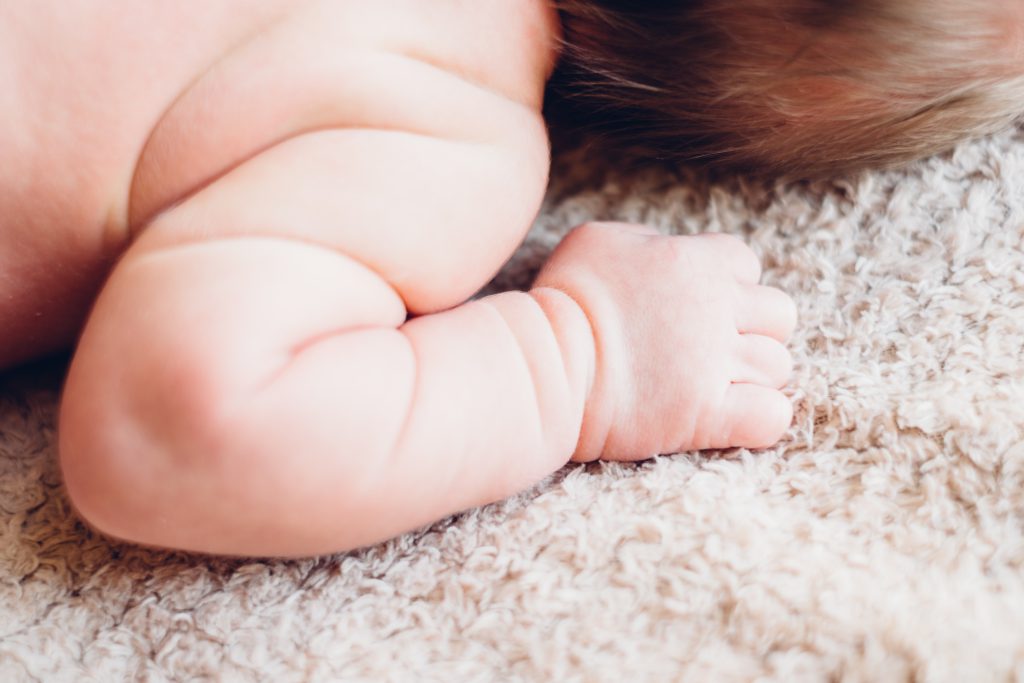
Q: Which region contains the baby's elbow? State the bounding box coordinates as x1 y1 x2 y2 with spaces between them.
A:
58 315 249 551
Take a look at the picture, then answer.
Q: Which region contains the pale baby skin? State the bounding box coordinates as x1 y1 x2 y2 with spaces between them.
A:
1 1 795 557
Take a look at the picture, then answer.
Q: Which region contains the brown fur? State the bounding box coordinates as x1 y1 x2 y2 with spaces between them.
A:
549 0 1024 177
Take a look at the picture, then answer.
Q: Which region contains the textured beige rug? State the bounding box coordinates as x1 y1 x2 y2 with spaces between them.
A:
3 126 1024 682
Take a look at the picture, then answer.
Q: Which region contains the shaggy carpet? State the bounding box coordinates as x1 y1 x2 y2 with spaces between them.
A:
2 126 1024 682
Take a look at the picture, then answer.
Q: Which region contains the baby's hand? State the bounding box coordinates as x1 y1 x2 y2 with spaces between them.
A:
533 222 796 461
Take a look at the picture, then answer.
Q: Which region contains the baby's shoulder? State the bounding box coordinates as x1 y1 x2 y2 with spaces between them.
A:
129 0 559 230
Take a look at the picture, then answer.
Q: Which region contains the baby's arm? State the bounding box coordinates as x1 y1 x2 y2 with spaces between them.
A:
59 64 793 560
61 221 793 558
59 86 590 555
62 232 597 557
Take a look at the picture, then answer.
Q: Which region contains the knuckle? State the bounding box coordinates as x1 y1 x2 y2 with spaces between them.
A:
651 238 692 273
695 233 762 278
663 235 693 260
702 231 747 252
570 221 603 235
562 222 609 248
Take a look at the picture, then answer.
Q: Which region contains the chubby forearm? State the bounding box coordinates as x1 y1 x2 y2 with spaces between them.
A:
62 237 598 556
388 287 595 512
222 284 599 553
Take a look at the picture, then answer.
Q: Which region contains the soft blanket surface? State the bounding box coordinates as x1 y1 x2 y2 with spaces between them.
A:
2 128 1024 682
